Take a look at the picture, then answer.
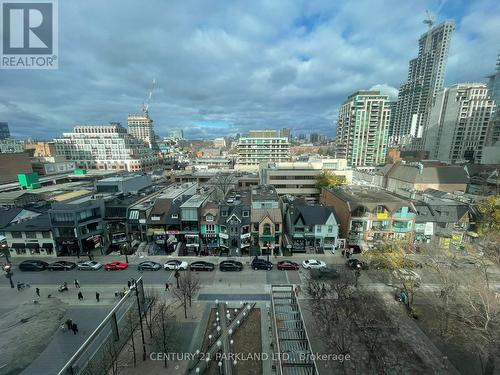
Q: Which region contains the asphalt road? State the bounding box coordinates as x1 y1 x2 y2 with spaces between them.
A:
7 263 298 287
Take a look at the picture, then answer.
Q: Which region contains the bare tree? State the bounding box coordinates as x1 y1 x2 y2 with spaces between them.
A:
212 172 236 202
124 309 138 368
449 271 500 375
172 271 200 318
150 301 176 368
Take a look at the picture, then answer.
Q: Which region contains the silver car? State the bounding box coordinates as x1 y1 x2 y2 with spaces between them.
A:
77 260 102 271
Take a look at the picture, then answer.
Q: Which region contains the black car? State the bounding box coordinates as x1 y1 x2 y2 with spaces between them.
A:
310 267 339 280
219 260 243 272
190 261 215 271
251 257 273 270
19 260 49 271
138 261 162 271
345 259 369 270
48 261 77 271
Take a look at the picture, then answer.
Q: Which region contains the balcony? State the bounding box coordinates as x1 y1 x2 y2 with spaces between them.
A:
393 221 412 233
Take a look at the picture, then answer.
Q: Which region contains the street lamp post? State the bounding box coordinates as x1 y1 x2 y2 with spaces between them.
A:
355 264 361 288
3 264 14 288
1 243 10 264
121 243 129 264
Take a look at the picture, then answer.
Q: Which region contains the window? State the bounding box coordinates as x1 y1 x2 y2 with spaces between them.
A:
205 214 214 222
171 213 178 219
328 226 333 233
316 226 321 233
25 232 37 239
206 224 215 232
263 223 271 235
221 210 228 217
242 210 249 217
11 232 22 239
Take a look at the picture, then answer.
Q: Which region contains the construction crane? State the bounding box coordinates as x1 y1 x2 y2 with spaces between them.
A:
142 79 156 117
423 10 434 29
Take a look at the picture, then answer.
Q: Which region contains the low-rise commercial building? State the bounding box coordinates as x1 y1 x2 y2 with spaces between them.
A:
0 208 56 257
260 158 352 201
284 200 339 253
96 174 152 194
218 189 252 256
0 152 33 184
49 195 107 256
320 186 416 248
251 185 283 255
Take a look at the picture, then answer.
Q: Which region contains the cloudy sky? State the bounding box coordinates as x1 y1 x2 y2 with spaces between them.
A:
1 0 499 139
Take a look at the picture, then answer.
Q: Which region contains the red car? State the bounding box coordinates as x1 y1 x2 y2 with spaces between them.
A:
104 261 128 271
277 260 300 270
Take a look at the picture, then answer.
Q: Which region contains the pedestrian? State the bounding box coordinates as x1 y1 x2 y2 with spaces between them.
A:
66 318 73 331
95 292 100 303
78 291 83 301
165 282 169 291
71 323 78 335
74 279 80 288
349 248 354 257
127 280 131 289
35 287 40 297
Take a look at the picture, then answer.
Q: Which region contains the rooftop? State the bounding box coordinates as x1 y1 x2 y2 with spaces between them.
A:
251 185 280 202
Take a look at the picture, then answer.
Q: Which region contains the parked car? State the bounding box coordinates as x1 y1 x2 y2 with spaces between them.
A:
302 259 327 269
77 260 102 271
104 261 128 271
48 261 77 271
251 257 273 270
277 260 300 270
345 258 369 270
164 260 188 271
18 260 48 271
190 261 215 271
219 260 243 272
310 267 339 280
138 261 162 271
346 245 362 254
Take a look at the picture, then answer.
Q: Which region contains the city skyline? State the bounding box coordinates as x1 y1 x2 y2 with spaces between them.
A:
1 0 499 140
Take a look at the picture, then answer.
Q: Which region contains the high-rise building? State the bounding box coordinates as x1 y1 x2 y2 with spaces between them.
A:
54 123 159 172
127 114 156 148
486 53 500 144
236 130 290 170
0 122 10 139
279 128 291 142
390 21 454 145
335 91 391 167
424 84 495 164
170 129 184 139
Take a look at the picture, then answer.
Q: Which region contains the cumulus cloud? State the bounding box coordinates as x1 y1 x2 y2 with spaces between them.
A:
369 84 399 100
0 0 499 139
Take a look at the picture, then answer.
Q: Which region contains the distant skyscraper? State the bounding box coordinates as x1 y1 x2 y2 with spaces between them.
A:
170 129 184 139
279 128 291 141
336 91 390 167
391 21 454 145
486 53 500 144
128 114 156 148
0 122 10 140
424 84 495 164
